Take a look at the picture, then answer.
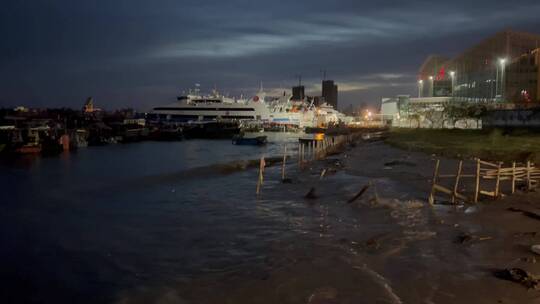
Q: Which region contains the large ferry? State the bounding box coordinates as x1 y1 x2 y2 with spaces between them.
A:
148 86 341 129
266 93 317 128
148 87 270 123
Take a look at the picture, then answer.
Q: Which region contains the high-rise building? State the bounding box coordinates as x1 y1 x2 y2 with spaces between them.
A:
292 85 305 101
322 80 338 109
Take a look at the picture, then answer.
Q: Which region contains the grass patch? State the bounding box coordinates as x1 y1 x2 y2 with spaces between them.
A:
385 128 540 162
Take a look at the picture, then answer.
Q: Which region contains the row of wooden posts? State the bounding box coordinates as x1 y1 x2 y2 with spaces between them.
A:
256 134 356 195
429 158 540 204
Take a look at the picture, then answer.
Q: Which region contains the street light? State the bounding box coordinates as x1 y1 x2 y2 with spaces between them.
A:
418 79 423 98
499 58 507 101
429 76 434 97
449 71 456 97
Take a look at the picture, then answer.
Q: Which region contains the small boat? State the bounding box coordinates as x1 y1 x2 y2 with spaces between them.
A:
232 135 267 145
16 144 42 154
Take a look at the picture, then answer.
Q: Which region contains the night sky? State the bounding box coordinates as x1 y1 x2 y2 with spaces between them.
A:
1 0 540 110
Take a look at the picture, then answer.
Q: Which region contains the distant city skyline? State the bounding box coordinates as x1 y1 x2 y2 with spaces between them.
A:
1 0 540 110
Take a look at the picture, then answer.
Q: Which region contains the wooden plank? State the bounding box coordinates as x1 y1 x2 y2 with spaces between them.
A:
434 184 453 195
452 160 463 204
479 160 499 168
495 163 501 198
474 158 481 203
527 161 532 191
428 160 441 205
480 190 496 197
512 162 516 194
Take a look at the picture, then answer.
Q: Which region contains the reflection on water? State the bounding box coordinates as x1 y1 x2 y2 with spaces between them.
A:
0 138 451 304
0 138 313 303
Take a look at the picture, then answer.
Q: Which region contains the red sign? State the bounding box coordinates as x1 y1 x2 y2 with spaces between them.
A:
436 67 446 81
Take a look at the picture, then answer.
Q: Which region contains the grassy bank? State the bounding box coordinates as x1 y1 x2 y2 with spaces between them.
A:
385 128 540 162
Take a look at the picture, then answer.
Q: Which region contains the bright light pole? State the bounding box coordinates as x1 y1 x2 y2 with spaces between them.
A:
449 71 455 97
499 58 507 101
429 76 434 97
418 79 423 98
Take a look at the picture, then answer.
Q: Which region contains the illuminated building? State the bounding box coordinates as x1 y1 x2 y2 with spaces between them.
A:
418 30 540 103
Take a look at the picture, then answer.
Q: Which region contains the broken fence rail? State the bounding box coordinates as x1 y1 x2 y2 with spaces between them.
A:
429 159 539 204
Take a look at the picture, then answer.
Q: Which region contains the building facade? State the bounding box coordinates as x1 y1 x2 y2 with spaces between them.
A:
322 80 338 109
292 85 305 101
417 30 540 104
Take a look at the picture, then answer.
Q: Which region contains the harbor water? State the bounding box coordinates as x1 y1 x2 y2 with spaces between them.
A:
0 135 337 303
3 136 532 303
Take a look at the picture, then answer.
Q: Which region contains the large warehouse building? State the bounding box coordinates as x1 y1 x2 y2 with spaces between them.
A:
418 30 540 104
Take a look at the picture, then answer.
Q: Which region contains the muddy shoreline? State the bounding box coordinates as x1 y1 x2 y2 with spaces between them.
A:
116 141 540 304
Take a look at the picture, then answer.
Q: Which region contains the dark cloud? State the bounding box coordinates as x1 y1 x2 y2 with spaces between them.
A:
1 0 540 109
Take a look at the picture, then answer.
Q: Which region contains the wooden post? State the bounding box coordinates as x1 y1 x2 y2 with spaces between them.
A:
281 146 287 181
298 142 302 166
474 158 481 203
495 162 501 198
527 161 532 191
511 162 516 194
428 159 440 205
256 156 265 195
452 160 463 204
320 168 327 180
308 141 312 161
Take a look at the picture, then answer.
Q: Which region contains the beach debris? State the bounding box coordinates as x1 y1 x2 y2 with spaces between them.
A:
365 237 381 250
494 268 540 290
532 245 540 255
307 287 338 304
319 168 327 180
520 256 538 264
514 232 539 238
282 178 293 184
347 184 371 204
464 206 479 214
455 232 492 245
384 160 416 167
508 207 540 221
305 187 318 199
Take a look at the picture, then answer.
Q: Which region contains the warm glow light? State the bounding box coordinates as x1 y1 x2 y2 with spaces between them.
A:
418 80 423 84
429 76 433 80
450 71 455 77
499 58 507 65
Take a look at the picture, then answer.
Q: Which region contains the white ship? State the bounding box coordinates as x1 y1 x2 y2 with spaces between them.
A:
149 85 342 128
149 87 270 123
266 93 317 128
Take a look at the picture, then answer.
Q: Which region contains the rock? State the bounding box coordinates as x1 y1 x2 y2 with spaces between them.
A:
282 178 293 184
531 245 540 255
383 160 416 167
305 187 318 199
494 268 540 290
464 206 478 214
455 232 492 244
456 233 473 244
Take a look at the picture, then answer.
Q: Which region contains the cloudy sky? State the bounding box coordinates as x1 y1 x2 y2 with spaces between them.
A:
1 0 540 110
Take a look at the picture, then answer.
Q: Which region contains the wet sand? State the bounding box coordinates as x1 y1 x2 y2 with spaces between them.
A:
116 141 540 304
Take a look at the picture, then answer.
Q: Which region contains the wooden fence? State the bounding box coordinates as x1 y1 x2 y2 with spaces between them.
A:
298 134 357 166
428 159 540 204
257 134 360 195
